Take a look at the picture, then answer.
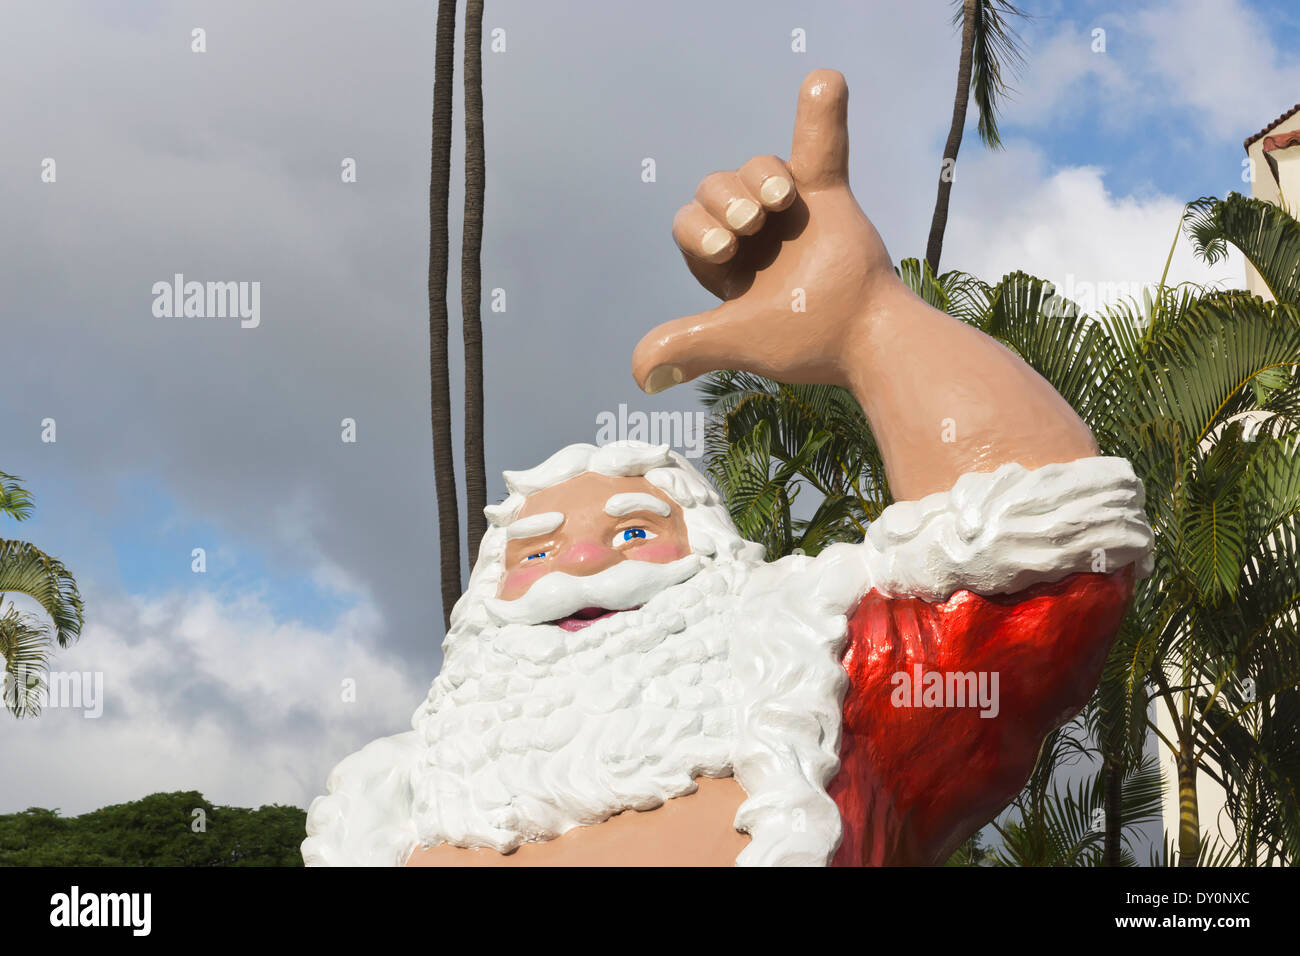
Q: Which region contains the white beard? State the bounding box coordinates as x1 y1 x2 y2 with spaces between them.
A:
408 559 740 851
303 553 851 866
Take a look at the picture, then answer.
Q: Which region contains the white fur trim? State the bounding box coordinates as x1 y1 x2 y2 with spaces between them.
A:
868 456 1153 600
799 456 1154 617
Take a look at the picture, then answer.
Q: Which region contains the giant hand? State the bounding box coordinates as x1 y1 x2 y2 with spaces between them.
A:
633 70 1098 501
631 69 894 391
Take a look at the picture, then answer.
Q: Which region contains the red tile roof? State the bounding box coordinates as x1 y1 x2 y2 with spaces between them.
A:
1263 129 1300 152
1245 103 1300 150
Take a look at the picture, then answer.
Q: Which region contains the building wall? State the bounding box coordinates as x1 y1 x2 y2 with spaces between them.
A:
1245 110 1300 298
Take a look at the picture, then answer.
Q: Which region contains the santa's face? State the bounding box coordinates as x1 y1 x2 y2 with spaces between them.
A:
412 480 744 853
495 473 694 629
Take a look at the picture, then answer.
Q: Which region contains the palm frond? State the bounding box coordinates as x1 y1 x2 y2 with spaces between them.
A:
1184 193 1300 303
896 257 951 312
0 607 51 718
0 540 85 648
985 271 1114 424
960 0 1028 149
1125 298 1300 449
0 472 34 522
939 267 997 326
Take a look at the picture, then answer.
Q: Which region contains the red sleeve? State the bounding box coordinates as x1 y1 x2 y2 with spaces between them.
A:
828 568 1135 867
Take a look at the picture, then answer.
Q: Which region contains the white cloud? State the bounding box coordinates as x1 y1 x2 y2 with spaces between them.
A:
998 0 1299 145
0 586 427 818
942 141 1245 308
1136 0 1300 140
1008 20 1136 126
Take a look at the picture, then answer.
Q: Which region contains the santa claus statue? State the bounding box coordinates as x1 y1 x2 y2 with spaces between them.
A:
303 69 1153 867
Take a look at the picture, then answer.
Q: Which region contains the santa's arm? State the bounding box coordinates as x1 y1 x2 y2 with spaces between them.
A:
632 69 1153 868
831 283 1099 500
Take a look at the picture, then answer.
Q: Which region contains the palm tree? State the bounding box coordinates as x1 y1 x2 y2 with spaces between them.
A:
1135 191 1300 865
0 471 85 718
925 0 1027 275
462 0 487 565
698 377 883 560
988 720 1164 866
701 229 1300 865
430 0 461 631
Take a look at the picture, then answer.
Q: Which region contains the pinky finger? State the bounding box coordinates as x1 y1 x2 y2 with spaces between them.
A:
672 201 737 264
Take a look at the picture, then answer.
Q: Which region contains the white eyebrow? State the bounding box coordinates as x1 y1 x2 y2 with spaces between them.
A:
506 511 564 540
604 493 671 518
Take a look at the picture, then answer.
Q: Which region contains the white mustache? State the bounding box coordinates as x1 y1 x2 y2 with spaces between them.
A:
484 554 702 626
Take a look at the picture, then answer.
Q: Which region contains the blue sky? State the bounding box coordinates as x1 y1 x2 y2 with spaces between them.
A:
999 0 1298 204
0 0 1293 858
14 467 356 633
104 477 356 631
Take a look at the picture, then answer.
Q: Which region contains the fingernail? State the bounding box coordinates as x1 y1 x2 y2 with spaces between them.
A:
760 176 791 205
701 228 732 257
644 365 684 395
725 197 760 230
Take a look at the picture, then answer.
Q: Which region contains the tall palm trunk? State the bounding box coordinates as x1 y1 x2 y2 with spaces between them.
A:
1103 756 1123 865
462 0 487 566
429 0 461 631
1095 656 1132 866
925 0 977 275
1177 750 1201 866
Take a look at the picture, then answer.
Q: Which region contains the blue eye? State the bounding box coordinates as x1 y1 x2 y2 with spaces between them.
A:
613 528 657 546
524 551 548 562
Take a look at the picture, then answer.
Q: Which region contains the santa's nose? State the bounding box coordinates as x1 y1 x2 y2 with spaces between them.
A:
554 540 620 575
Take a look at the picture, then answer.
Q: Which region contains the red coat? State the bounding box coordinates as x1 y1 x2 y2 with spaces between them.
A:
827 567 1134 866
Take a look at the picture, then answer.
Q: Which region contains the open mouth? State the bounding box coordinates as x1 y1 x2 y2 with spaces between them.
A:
551 606 628 633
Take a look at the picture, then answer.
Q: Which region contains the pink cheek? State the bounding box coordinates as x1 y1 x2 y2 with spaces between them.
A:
499 563 549 599
629 541 689 563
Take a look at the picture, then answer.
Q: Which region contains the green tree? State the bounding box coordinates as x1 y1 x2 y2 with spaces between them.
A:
0 471 84 718
988 720 1164 866
0 792 307 866
1122 191 1300 866
925 0 1027 275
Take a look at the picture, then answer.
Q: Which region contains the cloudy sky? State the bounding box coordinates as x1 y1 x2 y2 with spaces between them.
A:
0 0 1290 831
